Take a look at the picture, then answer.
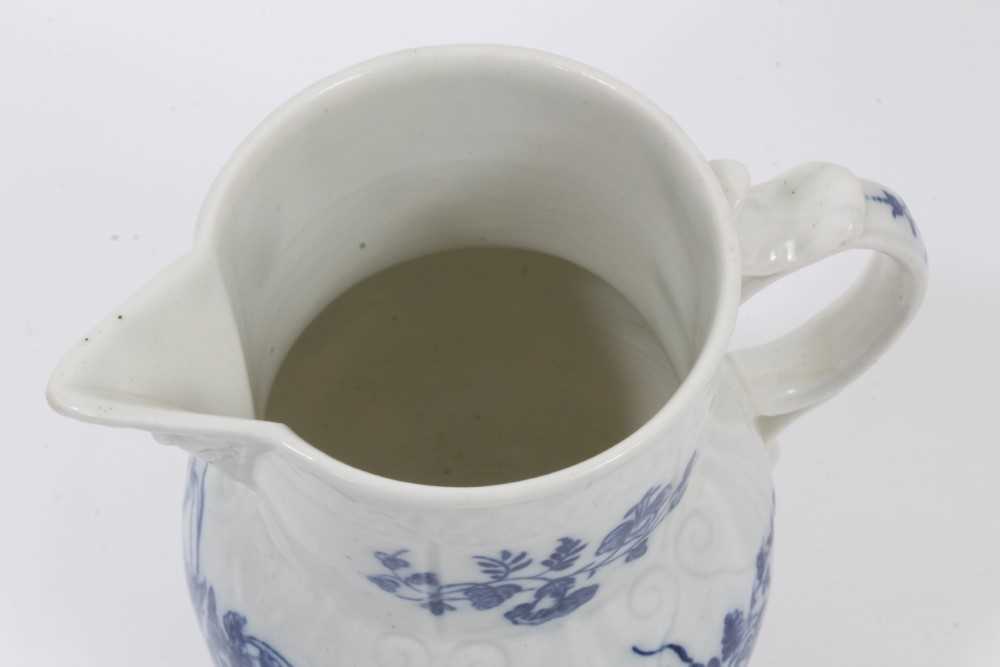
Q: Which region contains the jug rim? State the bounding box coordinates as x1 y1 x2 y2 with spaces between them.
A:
50 45 743 506
202 45 742 503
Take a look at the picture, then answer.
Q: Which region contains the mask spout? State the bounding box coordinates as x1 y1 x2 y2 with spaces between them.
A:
47 251 263 481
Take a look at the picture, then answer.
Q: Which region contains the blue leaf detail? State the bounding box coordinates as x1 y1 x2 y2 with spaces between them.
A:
464 583 522 610
259 650 284 667
721 610 745 661
507 551 531 572
542 537 586 570
405 572 440 587
535 577 575 600
558 583 599 613
595 521 633 556
632 506 775 667
502 601 536 624
184 460 296 666
364 453 699 627
473 556 510 581
505 584 600 626
368 575 401 593
626 485 671 524
509 559 532 573
669 456 697 511
223 611 247 644
375 550 410 570
865 189 919 238
625 539 648 563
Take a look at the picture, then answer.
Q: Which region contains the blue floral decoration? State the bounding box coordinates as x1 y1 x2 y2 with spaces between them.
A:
866 188 919 238
366 453 697 626
632 511 774 666
184 460 296 667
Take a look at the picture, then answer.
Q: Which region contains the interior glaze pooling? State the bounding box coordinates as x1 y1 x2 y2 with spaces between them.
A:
265 247 680 486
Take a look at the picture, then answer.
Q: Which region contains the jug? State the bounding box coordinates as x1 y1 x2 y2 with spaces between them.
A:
48 46 927 666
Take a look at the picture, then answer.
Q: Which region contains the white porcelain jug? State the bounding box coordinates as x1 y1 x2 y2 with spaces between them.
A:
48 46 927 667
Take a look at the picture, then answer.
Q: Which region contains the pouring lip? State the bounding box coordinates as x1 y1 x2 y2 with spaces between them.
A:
183 44 743 507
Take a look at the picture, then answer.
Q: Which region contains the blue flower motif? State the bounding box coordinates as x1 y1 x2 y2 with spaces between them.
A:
464 583 523 610
504 583 599 626
366 453 698 626
632 509 775 666
542 538 587 570
184 460 296 667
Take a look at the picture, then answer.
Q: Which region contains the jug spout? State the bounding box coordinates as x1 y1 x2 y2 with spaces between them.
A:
47 251 260 474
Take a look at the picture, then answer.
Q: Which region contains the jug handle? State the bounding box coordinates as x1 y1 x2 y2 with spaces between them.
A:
710 160 928 441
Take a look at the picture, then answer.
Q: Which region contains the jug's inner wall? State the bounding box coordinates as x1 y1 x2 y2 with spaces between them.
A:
204 51 725 478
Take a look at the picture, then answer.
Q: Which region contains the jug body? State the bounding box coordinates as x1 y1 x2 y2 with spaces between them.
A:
47 45 927 667
182 365 775 667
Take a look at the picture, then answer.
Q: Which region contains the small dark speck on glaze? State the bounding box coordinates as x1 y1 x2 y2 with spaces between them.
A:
117 314 124 320
359 241 367 250
83 337 90 342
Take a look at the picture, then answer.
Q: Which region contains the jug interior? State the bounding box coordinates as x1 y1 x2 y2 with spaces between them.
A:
202 51 727 484
265 246 680 486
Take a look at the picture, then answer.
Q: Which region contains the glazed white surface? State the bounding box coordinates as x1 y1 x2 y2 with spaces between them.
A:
4 1 999 666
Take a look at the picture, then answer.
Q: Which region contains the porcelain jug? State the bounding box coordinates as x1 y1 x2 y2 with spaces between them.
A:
48 46 927 667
